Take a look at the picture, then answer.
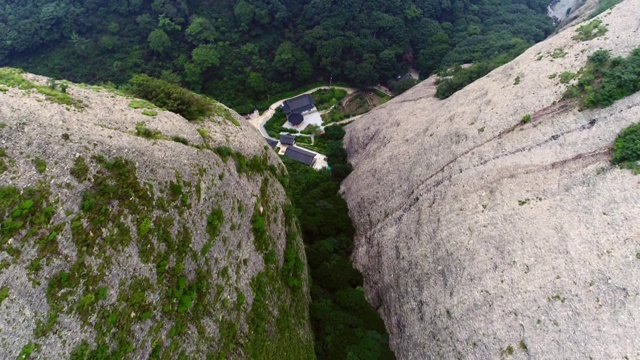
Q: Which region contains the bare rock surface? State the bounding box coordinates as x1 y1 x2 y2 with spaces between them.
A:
343 1 640 358
0 72 313 359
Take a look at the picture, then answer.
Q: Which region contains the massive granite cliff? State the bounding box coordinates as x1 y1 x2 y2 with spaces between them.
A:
343 1 640 358
0 70 314 359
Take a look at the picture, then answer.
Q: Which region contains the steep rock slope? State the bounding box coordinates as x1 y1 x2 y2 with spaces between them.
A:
343 1 640 359
0 71 314 359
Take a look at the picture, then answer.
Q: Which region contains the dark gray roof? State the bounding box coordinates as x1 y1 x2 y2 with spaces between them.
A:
265 138 278 148
280 134 295 145
287 113 304 126
283 94 315 115
285 146 316 166
396 73 414 82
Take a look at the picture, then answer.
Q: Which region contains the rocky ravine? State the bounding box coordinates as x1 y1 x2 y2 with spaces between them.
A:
343 1 640 359
0 72 314 359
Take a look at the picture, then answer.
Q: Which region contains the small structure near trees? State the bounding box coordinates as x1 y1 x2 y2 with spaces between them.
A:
265 138 278 148
282 94 315 127
280 134 295 146
283 94 315 115
288 113 304 126
284 146 316 166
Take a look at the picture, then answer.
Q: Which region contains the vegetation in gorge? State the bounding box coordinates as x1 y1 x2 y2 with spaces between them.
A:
282 128 394 359
564 48 640 108
2 0 553 113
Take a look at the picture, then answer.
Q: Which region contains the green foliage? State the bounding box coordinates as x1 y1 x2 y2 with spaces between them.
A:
5 0 553 113
264 108 297 138
390 78 419 95
206 207 224 238
0 68 32 88
282 231 304 291
573 19 608 41
311 88 348 111
138 218 153 238
5 152 289 358
191 44 220 71
327 140 353 182
323 125 346 141
214 146 233 162
504 345 515 355
559 71 577 84
129 74 212 121
128 99 156 109
34 311 58 338
612 122 640 173
1 185 53 246
148 29 171 53
513 76 521 85
243 268 315 359
564 48 640 108
521 114 532 124
142 109 158 116
73 155 153 256
202 206 224 255
0 69 83 109
251 214 269 254
135 123 161 139
70 156 90 182
33 157 47 173
17 342 39 360
551 48 568 59
282 151 394 359
214 146 270 174
197 128 209 140
0 159 7 174
0 285 8 305
213 104 240 126
435 51 520 99
171 136 189 145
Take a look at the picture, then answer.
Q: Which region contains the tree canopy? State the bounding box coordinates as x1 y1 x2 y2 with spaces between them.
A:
2 0 554 112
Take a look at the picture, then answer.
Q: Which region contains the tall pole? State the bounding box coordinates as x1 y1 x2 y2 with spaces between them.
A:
330 74 332 86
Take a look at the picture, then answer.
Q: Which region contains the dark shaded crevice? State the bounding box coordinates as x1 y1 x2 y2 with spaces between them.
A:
532 100 576 119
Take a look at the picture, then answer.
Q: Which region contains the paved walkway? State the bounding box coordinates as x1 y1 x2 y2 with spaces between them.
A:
327 114 364 126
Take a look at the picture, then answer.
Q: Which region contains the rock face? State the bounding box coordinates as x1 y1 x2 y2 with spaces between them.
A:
343 1 640 359
0 71 314 359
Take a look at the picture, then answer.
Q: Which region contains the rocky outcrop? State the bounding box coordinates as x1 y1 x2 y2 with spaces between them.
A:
0 71 314 359
343 1 640 358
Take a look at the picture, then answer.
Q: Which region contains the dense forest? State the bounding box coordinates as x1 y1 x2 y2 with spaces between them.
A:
1 0 554 112
282 125 394 359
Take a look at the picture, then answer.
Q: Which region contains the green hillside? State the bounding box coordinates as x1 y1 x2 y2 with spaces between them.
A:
1 0 553 112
